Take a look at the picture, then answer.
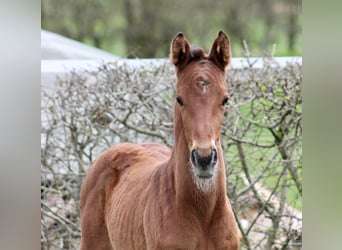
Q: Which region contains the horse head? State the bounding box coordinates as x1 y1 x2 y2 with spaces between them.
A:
170 31 231 180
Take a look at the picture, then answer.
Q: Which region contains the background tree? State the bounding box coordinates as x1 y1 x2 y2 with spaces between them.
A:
41 0 302 57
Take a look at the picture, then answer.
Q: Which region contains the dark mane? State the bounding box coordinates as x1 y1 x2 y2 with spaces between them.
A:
190 46 208 61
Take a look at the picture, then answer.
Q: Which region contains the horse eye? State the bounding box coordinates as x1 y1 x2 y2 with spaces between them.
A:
176 96 184 106
221 97 229 106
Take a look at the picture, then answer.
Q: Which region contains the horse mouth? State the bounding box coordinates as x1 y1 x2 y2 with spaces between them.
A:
195 168 214 178
191 163 217 192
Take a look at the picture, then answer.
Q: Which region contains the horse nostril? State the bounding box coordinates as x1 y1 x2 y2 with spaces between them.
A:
211 149 217 166
191 149 198 166
191 148 217 168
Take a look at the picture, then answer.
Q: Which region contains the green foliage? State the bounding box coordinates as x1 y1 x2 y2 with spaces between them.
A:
42 0 302 57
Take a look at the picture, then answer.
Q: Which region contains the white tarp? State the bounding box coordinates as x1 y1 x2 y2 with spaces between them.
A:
41 29 119 60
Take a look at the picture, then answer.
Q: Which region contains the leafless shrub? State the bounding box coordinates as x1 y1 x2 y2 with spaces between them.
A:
41 57 302 249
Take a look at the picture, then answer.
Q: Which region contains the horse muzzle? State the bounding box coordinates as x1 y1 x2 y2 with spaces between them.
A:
190 148 217 178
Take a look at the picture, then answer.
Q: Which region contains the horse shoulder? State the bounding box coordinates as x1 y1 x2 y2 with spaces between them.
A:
101 143 171 248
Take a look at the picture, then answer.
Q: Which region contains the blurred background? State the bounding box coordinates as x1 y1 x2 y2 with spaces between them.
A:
41 1 303 249
41 0 302 58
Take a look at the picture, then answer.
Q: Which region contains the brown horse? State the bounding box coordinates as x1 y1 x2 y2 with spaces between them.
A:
80 31 240 250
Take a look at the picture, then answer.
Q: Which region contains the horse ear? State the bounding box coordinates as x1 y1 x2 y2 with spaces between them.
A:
208 31 231 71
170 32 191 68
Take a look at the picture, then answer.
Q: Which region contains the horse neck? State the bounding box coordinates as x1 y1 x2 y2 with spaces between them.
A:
165 105 227 216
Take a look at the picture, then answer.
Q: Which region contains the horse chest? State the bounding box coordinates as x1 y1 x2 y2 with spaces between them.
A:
144 208 235 250
153 225 233 250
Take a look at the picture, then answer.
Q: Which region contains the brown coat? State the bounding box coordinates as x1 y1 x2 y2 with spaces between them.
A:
80 31 240 250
